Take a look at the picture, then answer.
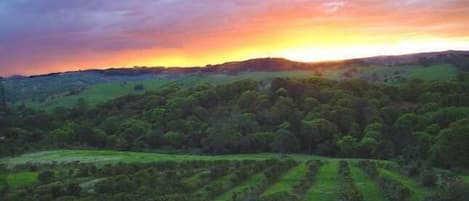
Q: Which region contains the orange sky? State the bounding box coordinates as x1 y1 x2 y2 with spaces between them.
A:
1 0 469 76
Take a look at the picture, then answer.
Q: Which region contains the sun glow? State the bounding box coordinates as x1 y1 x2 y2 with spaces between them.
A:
1 0 469 76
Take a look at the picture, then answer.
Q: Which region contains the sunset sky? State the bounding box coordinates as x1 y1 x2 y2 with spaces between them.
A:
1 0 469 76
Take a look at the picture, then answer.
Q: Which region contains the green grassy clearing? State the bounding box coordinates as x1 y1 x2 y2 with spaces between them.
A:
214 172 265 201
354 64 457 83
350 165 386 201
407 64 458 80
25 79 175 110
261 162 308 196
4 171 38 189
378 169 429 201
303 160 340 201
461 175 469 183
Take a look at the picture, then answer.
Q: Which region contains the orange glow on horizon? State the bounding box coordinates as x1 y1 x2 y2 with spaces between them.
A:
2 0 469 76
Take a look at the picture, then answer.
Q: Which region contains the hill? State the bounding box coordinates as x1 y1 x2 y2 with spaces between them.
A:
3 50 469 110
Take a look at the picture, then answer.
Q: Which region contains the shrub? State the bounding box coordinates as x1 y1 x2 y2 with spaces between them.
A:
338 161 364 201
134 83 144 91
420 170 437 187
357 160 411 201
424 180 469 201
38 170 55 184
293 160 322 194
378 176 411 201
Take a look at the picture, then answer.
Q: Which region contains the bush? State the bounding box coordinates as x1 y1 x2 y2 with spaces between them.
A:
293 160 322 194
338 161 364 201
134 83 144 91
420 170 437 187
357 160 411 201
357 160 378 178
38 170 55 184
424 180 469 201
378 177 411 201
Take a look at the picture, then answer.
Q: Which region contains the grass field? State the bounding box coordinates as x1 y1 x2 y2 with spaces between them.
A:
3 171 38 189
25 78 175 109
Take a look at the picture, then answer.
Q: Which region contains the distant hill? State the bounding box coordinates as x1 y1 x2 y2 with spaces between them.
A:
6 50 469 79
3 50 469 109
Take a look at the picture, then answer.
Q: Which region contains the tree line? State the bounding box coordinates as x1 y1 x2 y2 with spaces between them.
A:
1 74 469 169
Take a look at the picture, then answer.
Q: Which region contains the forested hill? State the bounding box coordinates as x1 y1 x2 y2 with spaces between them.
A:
2 75 469 169
4 50 469 109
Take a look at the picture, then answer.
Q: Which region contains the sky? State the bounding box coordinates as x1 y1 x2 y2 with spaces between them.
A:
1 0 469 76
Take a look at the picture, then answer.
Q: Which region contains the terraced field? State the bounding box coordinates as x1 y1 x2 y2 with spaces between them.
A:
0 150 444 201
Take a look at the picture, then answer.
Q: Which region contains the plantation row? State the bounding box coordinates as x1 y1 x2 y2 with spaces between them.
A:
2 158 467 201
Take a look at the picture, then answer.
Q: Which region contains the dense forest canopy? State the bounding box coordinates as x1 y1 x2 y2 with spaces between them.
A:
1 74 469 169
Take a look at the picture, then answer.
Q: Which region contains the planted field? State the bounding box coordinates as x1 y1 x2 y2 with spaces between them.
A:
0 150 462 201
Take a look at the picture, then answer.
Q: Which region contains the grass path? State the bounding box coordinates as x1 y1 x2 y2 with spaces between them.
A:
303 160 340 201
214 172 265 201
378 169 429 201
261 163 308 196
350 166 386 201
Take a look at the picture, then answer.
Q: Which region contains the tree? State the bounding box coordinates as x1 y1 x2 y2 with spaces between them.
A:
0 77 6 113
337 135 359 157
163 131 184 148
271 128 299 153
134 83 144 91
238 90 258 112
38 170 55 184
47 125 75 147
302 97 320 112
306 118 340 155
271 96 295 124
430 118 469 168
0 165 8 198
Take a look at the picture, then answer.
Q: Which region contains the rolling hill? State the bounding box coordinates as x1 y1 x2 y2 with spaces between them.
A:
3 50 469 110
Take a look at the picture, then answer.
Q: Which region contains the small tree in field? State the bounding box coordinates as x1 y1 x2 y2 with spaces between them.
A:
38 170 55 184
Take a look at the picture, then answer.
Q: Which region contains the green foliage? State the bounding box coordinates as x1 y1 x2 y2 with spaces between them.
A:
2 75 469 171
425 180 469 201
430 118 469 168
271 129 299 153
338 161 364 201
38 170 55 184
